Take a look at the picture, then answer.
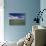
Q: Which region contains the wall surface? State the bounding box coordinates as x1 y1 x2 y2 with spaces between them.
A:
40 0 46 27
0 0 4 42
4 0 40 42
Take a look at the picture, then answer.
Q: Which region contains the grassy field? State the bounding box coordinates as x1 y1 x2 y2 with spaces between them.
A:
9 19 25 25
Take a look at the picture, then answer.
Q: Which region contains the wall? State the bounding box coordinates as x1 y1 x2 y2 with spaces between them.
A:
40 0 46 26
4 0 40 42
0 0 4 42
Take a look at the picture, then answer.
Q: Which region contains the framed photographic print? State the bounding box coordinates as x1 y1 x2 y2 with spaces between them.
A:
9 13 25 25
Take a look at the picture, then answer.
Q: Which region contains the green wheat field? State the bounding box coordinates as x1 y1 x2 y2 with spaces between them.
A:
9 19 25 25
